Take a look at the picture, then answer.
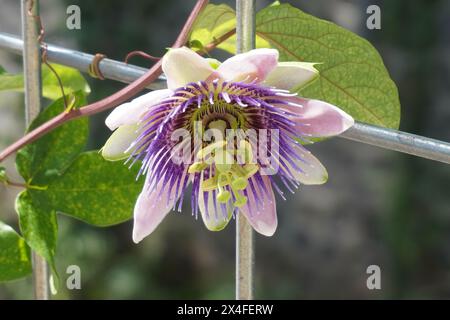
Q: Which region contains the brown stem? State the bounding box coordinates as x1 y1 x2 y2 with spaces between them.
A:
0 0 209 163
203 28 236 52
124 51 161 64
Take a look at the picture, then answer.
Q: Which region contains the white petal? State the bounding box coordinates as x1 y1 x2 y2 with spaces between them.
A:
216 48 279 82
278 97 354 138
105 89 172 130
132 172 188 243
101 124 140 161
283 144 328 185
239 175 277 236
198 190 232 231
264 62 319 91
162 47 215 90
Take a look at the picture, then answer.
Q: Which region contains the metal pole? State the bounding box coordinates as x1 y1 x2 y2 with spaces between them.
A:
0 32 167 90
339 122 450 164
21 0 49 300
21 1 41 124
1 32 450 165
235 0 255 300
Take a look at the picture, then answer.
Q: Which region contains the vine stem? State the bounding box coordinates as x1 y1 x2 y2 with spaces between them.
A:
235 0 255 300
0 0 209 163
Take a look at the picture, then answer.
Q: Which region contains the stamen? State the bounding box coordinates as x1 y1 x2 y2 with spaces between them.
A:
188 161 208 174
231 177 248 191
217 190 231 203
233 191 248 208
196 140 227 161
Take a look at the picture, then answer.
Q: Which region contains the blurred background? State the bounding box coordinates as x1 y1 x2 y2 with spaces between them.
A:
1 0 450 299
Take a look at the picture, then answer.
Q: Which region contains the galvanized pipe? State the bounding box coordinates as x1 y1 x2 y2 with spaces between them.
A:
0 32 167 90
20 0 49 300
340 122 450 164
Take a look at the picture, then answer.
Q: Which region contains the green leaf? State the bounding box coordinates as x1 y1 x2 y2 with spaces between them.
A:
31 151 144 226
0 63 90 100
0 166 6 183
189 3 270 54
190 4 236 53
14 91 88 276
16 91 89 185
41 64 91 100
0 221 32 282
255 4 400 128
15 191 58 276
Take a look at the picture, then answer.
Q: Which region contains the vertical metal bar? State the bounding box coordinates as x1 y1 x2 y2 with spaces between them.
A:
21 0 49 300
22 0 42 123
235 0 255 300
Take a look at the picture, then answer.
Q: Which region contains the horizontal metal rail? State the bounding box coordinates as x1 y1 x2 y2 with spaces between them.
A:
341 122 450 164
0 32 167 90
1 32 450 165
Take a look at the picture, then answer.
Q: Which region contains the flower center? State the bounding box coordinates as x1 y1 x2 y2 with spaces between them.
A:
175 80 275 207
132 79 297 210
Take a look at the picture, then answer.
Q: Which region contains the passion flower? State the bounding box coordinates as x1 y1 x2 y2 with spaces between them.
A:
102 47 354 243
